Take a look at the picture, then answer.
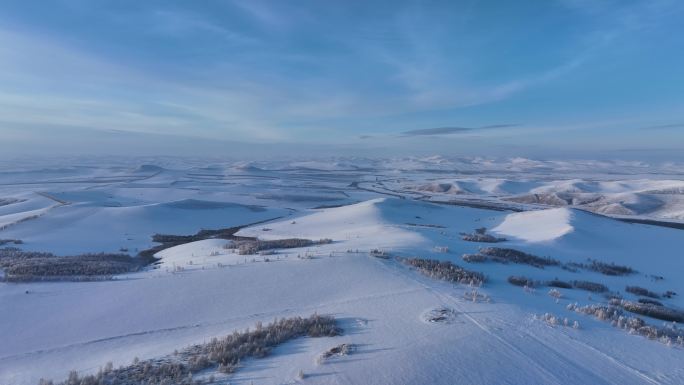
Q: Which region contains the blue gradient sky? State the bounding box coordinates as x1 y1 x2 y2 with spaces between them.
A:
0 0 682 159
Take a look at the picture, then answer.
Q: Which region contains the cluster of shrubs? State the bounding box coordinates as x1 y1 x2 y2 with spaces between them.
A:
546 279 573 289
462 247 641 287
625 285 660 299
151 226 249 244
506 275 607 293
567 302 684 346
423 307 458 323
235 238 332 255
508 275 536 287
461 253 487 263
401 257 485 286
0 239 23 246
566 259 635 276
535 312 579 329
0 248 143 282
460 228 507 243
638 298 664 306
370 249 390 259
40 314 340 385
471 247 560 268
572 280 608 293
0 213 41 231
0 197 22 206
614 299 684 323
318 343 355 364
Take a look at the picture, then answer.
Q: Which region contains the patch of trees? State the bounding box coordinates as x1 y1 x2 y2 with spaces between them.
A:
625 285 660 299
546 279 573 289
401 257 485 286
572 280 608 293
461 253 487 263
0 248 143 282
462 247 641 281
475 247 560 268
638 298 664 306
0 197 23 207
460 227 507 243
566 259 635 276
0 213 41 231
370 249 390 259
40 314 340 385
423 307 458 323
151 227 252 244
616 299 684 323
235 238 332 255
507 276 602 294
0 239 23 246
568 302 684 346
508 275 536 287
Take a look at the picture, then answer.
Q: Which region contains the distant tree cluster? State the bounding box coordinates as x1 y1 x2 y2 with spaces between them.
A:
369 249 390 259
39 314 340 385
535 312 579 329
235 238 332 255
546 279 573 289
572 280 608 293
460 227 507 243
151 226 246 244
466 247 560 268
566 259 635 276
0 248 142 282
0 213 41 231
0 239 23 246
637 298 664 306
463 247 641 286
625 285 660 299
508 275 536 287
506 276 607 294
401 257 485 286
567 301 684 346
461 253 487 263
615 299 684 323
0 197 23 207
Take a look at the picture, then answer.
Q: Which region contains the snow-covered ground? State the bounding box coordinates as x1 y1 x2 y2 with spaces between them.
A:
1 158 683 385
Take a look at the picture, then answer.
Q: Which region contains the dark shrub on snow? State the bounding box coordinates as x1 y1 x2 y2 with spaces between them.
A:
401 257 485 286
572 280 608 293
479 247 559 268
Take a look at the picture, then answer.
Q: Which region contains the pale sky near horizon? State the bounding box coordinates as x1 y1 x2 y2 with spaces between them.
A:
0 0 683 159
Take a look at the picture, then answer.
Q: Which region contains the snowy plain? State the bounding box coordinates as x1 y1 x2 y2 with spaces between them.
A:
1 156 683 385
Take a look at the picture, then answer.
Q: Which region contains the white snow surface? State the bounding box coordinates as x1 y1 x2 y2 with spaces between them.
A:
493 208 575 242
1 158 683 385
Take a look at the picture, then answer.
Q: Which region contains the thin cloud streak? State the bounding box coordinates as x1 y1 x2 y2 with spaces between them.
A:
640 123 684 130
401 124 519 136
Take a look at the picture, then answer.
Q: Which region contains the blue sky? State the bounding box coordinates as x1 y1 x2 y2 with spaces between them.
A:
0 0 683 159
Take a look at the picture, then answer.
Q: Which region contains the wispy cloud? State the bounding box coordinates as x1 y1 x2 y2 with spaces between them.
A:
401 124 519 137
640 123 684 130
